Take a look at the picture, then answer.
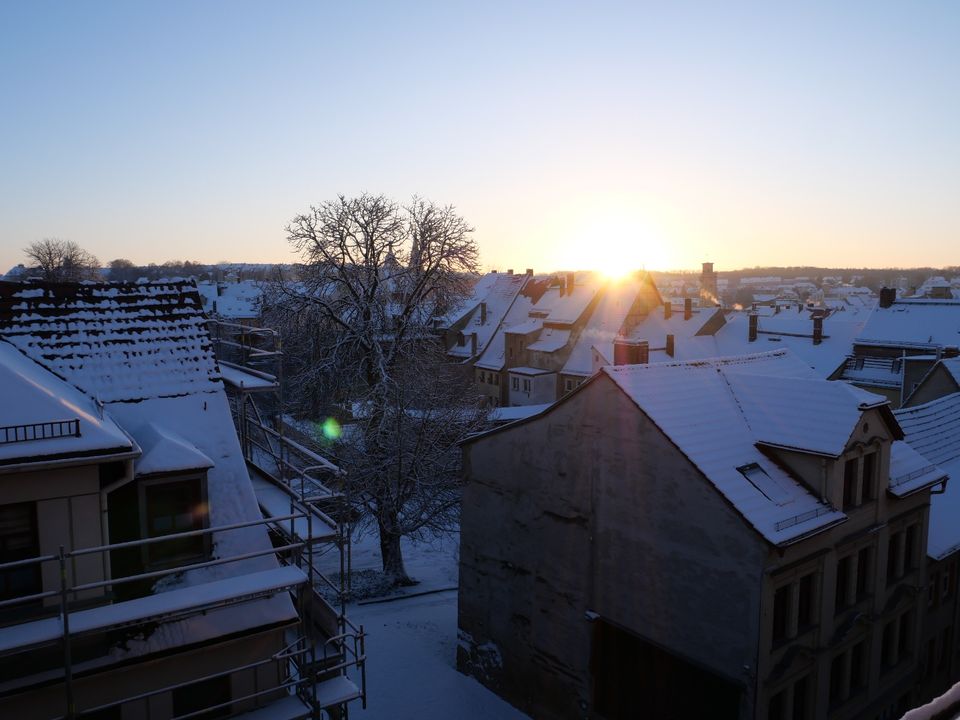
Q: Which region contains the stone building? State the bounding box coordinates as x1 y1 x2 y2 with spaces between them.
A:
458 349 945 720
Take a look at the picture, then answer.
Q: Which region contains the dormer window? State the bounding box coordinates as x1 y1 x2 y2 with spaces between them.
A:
139 475 210 569
842 451 877 511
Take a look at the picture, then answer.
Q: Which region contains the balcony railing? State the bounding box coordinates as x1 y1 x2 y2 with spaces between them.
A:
0 419 80 445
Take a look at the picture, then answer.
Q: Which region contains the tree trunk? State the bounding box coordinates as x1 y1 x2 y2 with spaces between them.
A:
378 516 414 586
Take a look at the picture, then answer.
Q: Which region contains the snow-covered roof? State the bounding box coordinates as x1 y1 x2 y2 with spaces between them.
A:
447 273 530 359
895 394 960 559
723 372 885 457
856 299 960 350
0 281 221 402
602 350 858 545
663 310 867 378
527 327 570 352
487 403 553 423
535 272 600 326
0 341 133 466
561 276 665 376
887 440 947 498
474 308 540 371
130 422 215 476
508 366 554 377
195 280 262 320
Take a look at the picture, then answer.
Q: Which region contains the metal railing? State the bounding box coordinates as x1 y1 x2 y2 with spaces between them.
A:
0 509 366 720
0 419 80 445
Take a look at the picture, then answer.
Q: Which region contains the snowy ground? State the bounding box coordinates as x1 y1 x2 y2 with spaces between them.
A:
327 530 528 720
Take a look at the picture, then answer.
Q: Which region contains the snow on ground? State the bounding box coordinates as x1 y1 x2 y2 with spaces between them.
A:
330 530 529 719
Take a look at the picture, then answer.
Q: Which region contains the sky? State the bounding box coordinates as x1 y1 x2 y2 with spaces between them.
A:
1 2 959 274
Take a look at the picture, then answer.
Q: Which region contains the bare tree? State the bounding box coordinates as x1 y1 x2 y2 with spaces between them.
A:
108 258 138 282
24 238 101 282
277 194 484 585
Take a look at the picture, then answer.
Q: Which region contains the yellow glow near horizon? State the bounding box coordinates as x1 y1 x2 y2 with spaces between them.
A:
556 211 674 278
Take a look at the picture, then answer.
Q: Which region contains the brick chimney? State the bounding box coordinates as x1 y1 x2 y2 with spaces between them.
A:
684 298 692 321
567 271 575 292
879 287 896 308
470 332 478 356
526 268 534 276
748 313 758 342
666 334 675 358
613 338 649 365
507 269 514 275
813 316 823 346
480 302 487 324
664 302 672 320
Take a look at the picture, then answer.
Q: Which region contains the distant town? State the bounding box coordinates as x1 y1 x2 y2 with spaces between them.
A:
4 228 960 720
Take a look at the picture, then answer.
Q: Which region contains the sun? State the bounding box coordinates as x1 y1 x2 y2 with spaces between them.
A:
568 216 673 279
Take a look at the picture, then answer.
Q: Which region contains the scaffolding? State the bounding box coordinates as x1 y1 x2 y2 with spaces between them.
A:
0 508 365 719
208 319 364 701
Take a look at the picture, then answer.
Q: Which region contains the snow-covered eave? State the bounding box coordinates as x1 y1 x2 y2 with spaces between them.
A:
755 440 842 460
772 513 849 549
854 338 944 351
887 470 948 498
0 445 138 474
843 376 902 390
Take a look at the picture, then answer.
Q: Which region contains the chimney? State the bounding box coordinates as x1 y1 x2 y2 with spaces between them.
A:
480 302 487 324
664 302 672 320
613 338 649 366
566 271 575 292
469 332 478 357
751 302 757 312
797 303 803 313
774 304 780 315
684 297 692 321
666 334 675 358
879 287 896 308
507 269 514 275
748 313 758 342
813 316 823 345
526 268 534 276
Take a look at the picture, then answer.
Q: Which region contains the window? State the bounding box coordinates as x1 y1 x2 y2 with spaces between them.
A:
773 585 791 643
565 379 573 392
772 571 819 646
862 453 876 501
904 525 919 572
836 555 852 613
944 563 957 601
826 641 867 704
842 453 879 510
855 547 872 600
882 610 914 671
829 654 844 706
797 574 814 629
843 459 857 510
140 477 209 568
850 641 867 693
494 374 500 386
887 531 904 585
940 627 953 670
0 502 40 601
522 379 531 392
511 377 519 391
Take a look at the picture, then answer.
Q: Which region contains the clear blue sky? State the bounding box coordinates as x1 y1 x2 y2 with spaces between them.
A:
1 1 958 273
